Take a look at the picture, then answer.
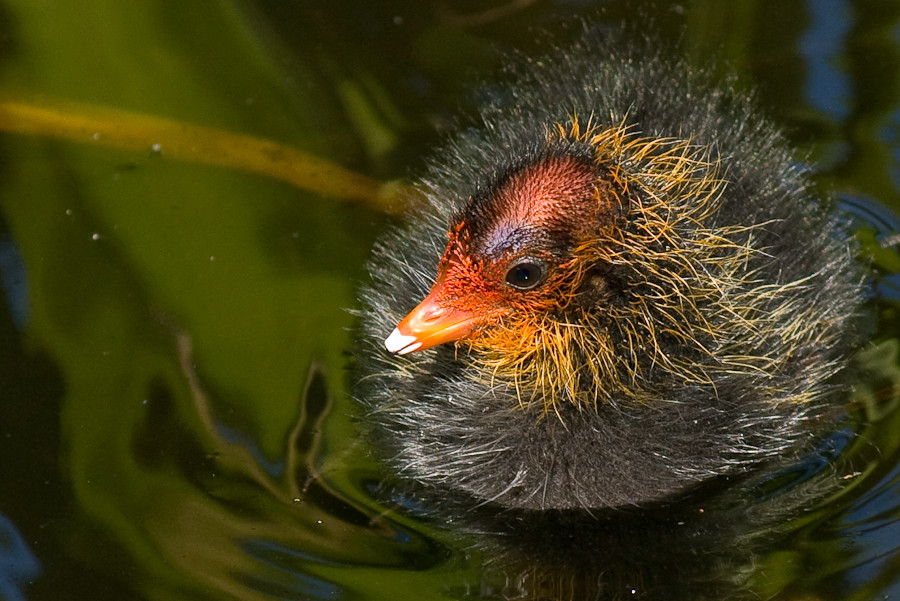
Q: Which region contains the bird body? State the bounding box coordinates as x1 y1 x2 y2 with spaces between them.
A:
356 35 864 512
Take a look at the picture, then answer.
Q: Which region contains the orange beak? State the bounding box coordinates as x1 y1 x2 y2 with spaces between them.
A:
384 288 481 355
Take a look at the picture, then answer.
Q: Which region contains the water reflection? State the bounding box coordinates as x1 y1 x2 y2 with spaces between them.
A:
0 513 40 601
124 340 449 599
0 235 28 328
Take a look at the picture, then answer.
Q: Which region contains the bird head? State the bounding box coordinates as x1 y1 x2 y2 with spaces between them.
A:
385 145 622 356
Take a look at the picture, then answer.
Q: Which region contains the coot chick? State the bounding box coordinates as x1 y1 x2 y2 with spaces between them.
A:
356 35 865 512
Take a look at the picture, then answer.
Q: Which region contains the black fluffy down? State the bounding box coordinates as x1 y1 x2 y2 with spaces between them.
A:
354 33 865 512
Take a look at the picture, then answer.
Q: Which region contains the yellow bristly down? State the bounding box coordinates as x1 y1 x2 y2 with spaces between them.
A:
469 120 831 417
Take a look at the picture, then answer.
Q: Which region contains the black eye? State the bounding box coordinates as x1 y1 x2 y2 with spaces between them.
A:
505 260 546 290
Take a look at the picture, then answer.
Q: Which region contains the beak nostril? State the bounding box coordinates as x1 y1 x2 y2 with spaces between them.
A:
420 307 445 324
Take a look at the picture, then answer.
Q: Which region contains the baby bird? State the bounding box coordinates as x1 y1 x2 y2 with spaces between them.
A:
356 34 865 512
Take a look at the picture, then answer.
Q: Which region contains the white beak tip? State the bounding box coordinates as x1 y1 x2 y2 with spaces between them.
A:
384 328 422 355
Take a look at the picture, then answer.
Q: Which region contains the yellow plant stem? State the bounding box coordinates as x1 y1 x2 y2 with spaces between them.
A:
0 98 409 214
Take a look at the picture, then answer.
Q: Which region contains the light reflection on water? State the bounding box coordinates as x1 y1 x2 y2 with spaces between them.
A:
0 513 40 601
800 0 852 120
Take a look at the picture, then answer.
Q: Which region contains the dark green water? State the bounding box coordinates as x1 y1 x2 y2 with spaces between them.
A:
1 1 900 600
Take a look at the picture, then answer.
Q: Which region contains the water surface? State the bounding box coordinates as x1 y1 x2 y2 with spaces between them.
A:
2 1 900 600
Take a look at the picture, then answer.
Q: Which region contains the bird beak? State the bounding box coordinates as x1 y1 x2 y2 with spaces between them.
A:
384 288 480 355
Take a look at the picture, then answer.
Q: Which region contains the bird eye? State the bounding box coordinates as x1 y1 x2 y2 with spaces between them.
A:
504 259 546 290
